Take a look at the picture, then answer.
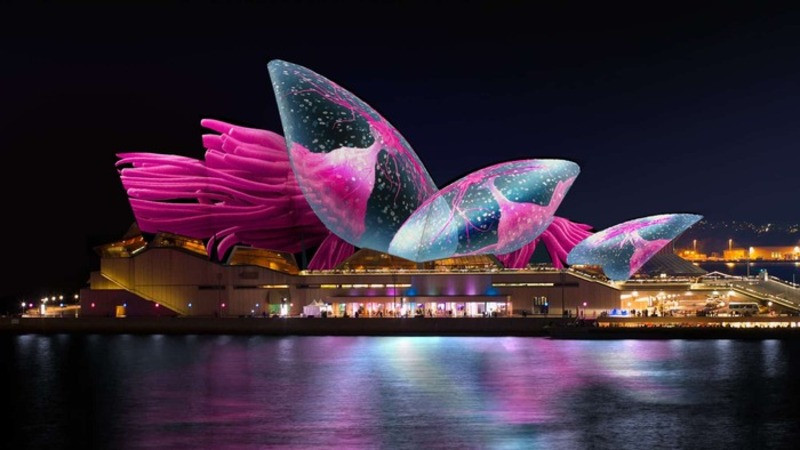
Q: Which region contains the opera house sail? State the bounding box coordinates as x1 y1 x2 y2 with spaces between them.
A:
86 60 702 317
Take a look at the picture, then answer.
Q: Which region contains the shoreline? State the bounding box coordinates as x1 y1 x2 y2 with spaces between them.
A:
2 317 800 339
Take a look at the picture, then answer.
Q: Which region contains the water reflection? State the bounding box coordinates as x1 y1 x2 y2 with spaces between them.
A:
2 336 800 448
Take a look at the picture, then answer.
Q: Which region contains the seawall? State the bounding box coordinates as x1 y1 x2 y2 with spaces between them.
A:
3 317 800 339
0 317 565 337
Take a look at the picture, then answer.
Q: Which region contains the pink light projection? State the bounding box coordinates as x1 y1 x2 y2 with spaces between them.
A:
117 118 585 270
497 217 593 269
495 238 540 269
307 233 355 271
388 160 579 262
118 119 331 258
116 61 703 273
567 213 702 280
269 60 437 254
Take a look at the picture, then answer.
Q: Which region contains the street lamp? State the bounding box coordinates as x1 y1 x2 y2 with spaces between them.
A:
281 297 288 317
20 301 26 315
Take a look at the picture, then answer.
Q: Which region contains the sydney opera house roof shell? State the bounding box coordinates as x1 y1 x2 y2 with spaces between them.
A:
116 60 701 284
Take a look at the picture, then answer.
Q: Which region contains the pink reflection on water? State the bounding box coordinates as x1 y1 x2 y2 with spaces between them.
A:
123 337 687 446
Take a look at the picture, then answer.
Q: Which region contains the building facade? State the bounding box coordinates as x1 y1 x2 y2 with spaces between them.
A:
82 233 621 318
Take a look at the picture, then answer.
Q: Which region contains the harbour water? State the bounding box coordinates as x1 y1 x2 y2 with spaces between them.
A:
699 261 800 283
3 335 800 448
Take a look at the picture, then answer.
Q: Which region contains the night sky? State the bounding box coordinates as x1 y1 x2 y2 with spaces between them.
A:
2 2 799 304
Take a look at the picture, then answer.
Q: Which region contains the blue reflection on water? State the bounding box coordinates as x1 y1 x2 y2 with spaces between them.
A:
2 336 800 449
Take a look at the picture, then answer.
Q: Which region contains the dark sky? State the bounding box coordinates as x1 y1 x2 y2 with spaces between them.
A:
2 2 799 302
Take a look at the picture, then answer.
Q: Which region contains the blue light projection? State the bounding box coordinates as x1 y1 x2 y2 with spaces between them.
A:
567 213 702 281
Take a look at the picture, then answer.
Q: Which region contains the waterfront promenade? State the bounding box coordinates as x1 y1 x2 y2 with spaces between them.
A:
2 316 800 338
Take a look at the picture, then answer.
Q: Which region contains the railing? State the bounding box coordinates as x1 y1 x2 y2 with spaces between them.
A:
725 282 800 312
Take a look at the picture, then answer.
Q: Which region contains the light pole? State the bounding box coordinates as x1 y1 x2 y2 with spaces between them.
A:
20 301 26 316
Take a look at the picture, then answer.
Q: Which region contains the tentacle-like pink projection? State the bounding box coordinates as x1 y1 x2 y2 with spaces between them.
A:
495 217 593 269
118 119 330 258
307 233 355 271
538 217 594 269
495 238 540 269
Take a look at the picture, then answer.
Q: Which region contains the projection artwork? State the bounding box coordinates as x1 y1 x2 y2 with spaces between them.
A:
269 60 437 253
117 59 700 271
567 214 702 281
388 160 579 262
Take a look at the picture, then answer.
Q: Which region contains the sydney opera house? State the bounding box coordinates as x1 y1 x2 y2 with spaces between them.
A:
81 60 703 318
